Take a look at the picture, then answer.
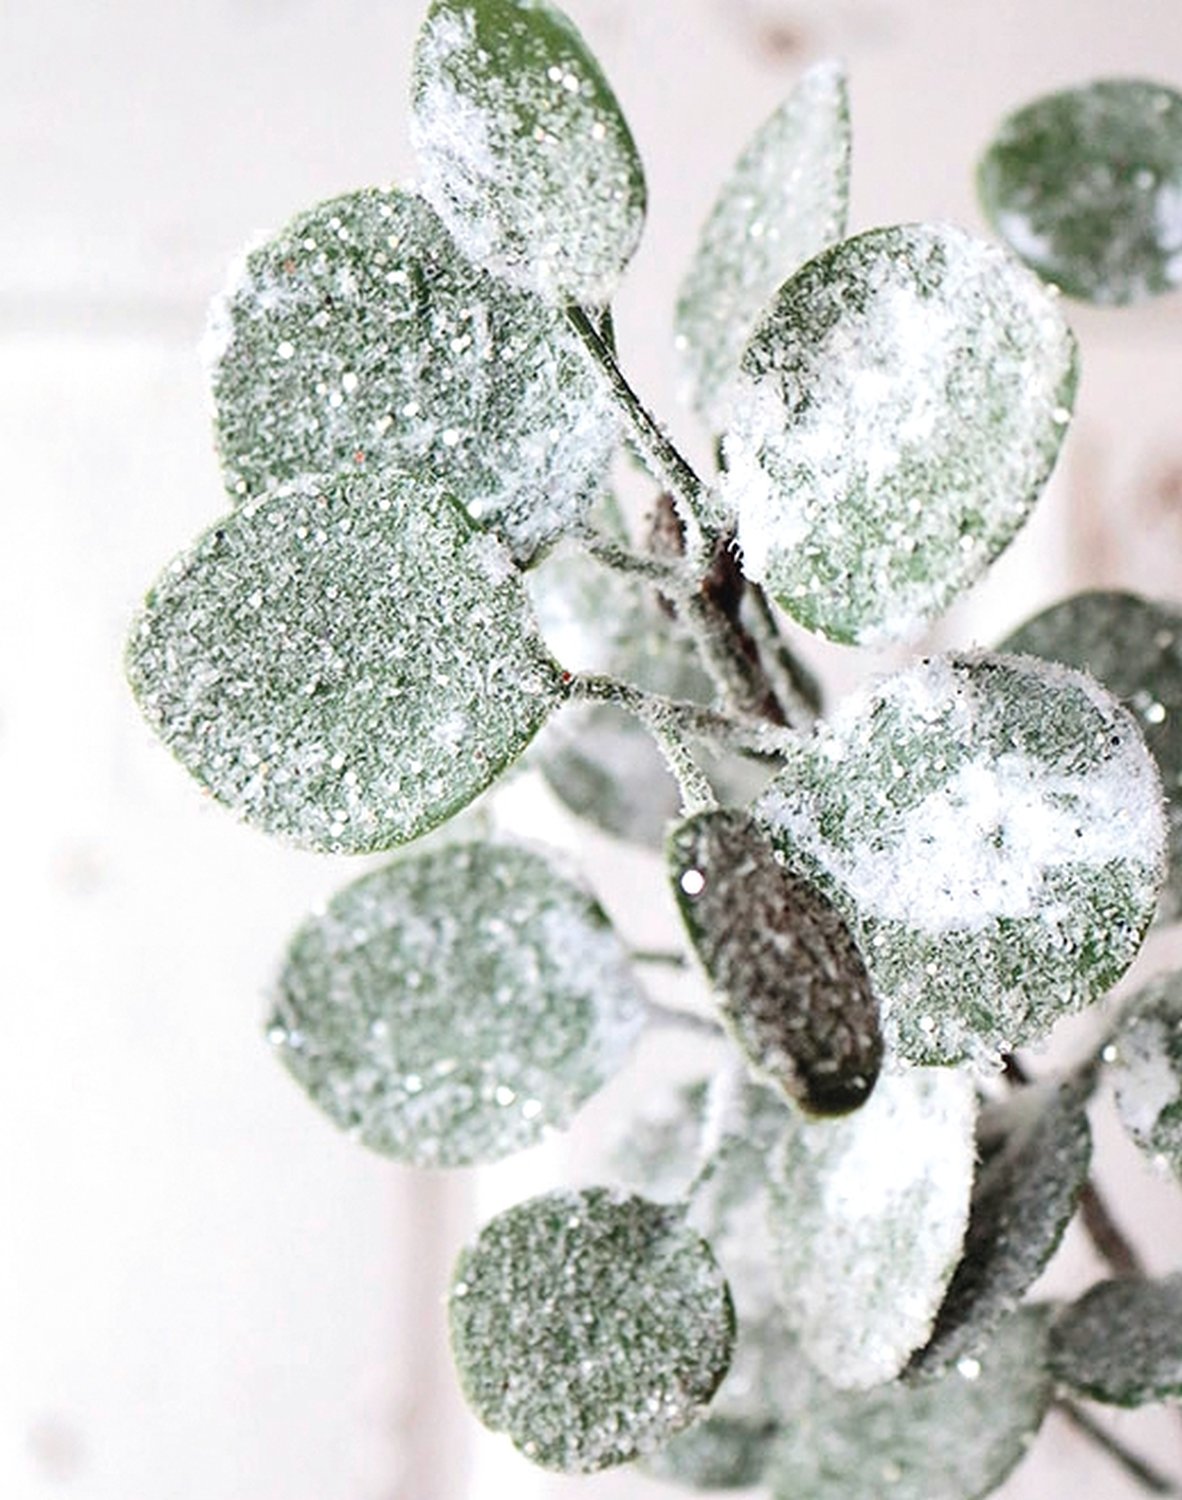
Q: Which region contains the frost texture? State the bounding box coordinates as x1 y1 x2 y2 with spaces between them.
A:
411 0 645 305
209 188 617 562
1108 973 1182 1176
126 474 563 853
721 224 1078 645
769 1309 1053 1500
449 1188 734 1471
1003 590 1182 921
767 1067 976 1389
675 60 850 429
669 810 882 1115
979 80 1182 304
756 654 1166 1064
1050 1275 1182 1406
268 844 645 1165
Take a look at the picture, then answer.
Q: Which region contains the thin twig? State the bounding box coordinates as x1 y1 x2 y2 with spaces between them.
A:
579 534 695 599
1057 1400 1178 1495
644 998 724 1038
630 949 690 970
569 673 798 758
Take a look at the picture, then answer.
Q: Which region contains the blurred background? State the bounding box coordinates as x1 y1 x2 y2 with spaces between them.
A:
4 0 1182 1496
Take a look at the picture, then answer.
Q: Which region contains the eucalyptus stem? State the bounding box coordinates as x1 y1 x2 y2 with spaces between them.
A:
630 949 690 970
569 672 798 758
1057 1400 1178 1495
579 534 695 599
644 997 724 1039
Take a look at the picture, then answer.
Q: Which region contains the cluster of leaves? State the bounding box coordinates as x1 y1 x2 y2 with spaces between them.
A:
126 0 1182 1493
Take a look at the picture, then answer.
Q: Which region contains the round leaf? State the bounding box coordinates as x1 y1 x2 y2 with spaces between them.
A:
449 1188 734 1471
1001 590 1182 921
126 474 564 853
269 843 646 1164
979 80 1182 304
207 188 617 562
1050 1275 1182 1406
755 654 1166 1064
1107 973 1182 1175
411 0 646 305
720 224 1078 645
669 809 883 1115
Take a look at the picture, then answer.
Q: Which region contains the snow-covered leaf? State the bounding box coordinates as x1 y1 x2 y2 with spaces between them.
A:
1050 1275 1182 1406
1107 973 1182 1176
646 1411 779 1491
411 0 645 305
913 1074 1093 1375
767 1067 976 1389
208 188 617 562
1002 591 1182 921
721 224 1077 645
449 1188 734 1471
126 474 564 853
675 61 850 429
268 844 646 1164
669 810 882 1115
979 80 1182 304
755 654 1165 1064
769 1308 1053 1500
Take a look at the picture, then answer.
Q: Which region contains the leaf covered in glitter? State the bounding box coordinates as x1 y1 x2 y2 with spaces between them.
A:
720 224 1077 645
675 60 850 428
1001 590 1182 921
411 0 646 304
1050 1275 1182 1406
669 810 882 1115
268 843 646 1164
207 188 617 562
979 80 1182 304
767 1067 977 1389
126 474 564 853
449 1187 734 1471
1106 973 1182 1175
755 654 1166 1064
768 1308 1053 1500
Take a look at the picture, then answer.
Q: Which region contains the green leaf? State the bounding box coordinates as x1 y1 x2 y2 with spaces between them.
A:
646 1412 779 1491
207 188 617 562
1050 1275 1182 1406
720 224 1078 645
126 474 564 853
1106 973 1182 1176
769 1308 1053 1500
767 1067 977 1389
268 843 646 1164
411 0 646 305
669 810 883 1115
449 1187 734 1471
1001 591 1182 921
755 654 1165 1064
979 80 1182 305
912 1074 1093 1376
675 60 851 429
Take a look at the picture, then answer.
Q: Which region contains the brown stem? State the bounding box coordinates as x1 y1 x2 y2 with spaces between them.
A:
1057 1400 1178 1495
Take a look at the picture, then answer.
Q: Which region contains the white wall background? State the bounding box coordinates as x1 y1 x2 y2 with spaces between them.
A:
3 1 1182 1497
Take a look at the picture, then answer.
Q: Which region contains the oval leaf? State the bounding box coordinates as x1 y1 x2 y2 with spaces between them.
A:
207 188 617 562
1050 1275 1182 1406
669 810 882 1115
979 80 1182 304
1001 590 1182 921
411 0 645 305
449 1188 734 1471
768 1067 977 1389
126 474 564 852
675 60 851 429
268 843 646 1164
1106 973 1182 1175
720 223 1078 644
755 654 1166 1064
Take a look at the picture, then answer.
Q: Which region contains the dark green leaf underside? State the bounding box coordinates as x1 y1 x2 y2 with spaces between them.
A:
1050 1275 1182 1406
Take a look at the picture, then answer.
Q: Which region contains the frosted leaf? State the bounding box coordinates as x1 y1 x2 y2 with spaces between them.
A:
411 0 645 305
979 81 1182 304
269 843 645 1164
767 1067 976 1389
1002 591 1182 921
449 1188 734 1471
912 1074 1093 1375
669 810 883 1115
611 1078 711 1205
126 474 563 853
1050 1275 1182 1406
675 61 850 429
755 654 1166 1064
646 1412 778 1491
208 188 617 562
720 224 1077 645
1107 973 1182 1176
769 1308 1053 1500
